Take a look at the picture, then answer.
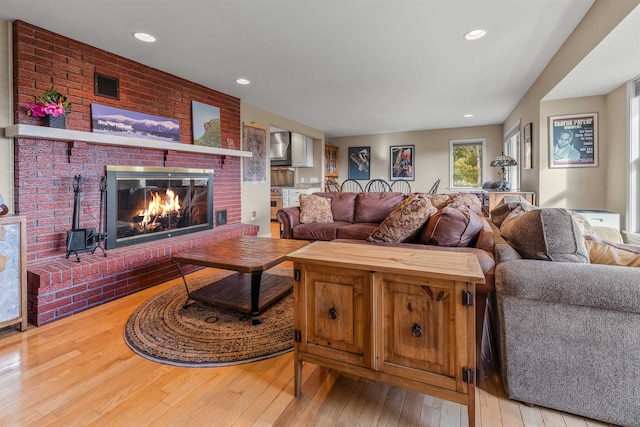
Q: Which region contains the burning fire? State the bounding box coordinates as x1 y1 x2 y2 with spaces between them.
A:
138 190 181 224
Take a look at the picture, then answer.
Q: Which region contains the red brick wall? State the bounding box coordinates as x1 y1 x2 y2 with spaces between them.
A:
12 20 242 262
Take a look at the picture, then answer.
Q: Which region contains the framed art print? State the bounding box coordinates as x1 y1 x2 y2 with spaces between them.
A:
390 145 415 181
348 146 370 180
549 113 598 168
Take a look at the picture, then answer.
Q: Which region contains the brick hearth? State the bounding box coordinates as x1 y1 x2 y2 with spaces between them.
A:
12 21 252 326
27 224 258 326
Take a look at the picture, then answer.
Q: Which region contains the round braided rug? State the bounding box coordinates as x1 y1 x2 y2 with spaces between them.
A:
124 268 293 367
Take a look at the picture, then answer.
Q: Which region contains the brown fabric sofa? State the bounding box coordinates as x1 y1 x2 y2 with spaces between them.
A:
276 191 494 293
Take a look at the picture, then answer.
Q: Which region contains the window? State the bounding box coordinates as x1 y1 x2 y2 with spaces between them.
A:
450 138 484 189
628 77 640 242
503 122 521 190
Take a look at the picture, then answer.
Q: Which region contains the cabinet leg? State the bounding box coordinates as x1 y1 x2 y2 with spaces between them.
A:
294 356 302 397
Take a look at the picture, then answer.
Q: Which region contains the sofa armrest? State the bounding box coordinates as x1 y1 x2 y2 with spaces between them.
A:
276 206 301 239
474 214 495 253
496 259 640 314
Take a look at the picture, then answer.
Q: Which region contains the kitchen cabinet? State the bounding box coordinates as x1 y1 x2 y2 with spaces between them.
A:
324 144 339 180
291 133 313 167
0 215 27 331
287 241 483 426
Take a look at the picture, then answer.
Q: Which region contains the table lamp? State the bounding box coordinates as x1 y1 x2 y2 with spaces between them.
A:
490 153 517 191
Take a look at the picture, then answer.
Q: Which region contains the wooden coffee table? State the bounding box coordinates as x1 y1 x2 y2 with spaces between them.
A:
171 236 309 324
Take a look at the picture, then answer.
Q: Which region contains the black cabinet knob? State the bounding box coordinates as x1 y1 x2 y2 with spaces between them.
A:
412 323 423 338
328 307 338 320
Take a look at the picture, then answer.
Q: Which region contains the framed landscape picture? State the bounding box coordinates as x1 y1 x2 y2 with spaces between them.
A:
390 145 415 181
549 113 598 168
91 104 180 142
192 100 222 148
348 146 370 180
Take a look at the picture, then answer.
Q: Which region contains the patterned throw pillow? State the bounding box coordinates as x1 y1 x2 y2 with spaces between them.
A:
367 194 436 243
299 194 334 224
500 208 590 263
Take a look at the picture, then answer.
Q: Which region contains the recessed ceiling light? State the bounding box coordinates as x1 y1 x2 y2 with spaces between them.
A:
236 78 251 85
133 32 156 43
464 114 474 118
463 29 487 41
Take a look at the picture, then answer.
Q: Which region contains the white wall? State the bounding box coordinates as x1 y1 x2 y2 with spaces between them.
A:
240 103 325 237
0 20 13 212
502 0 639 223
329 125 504 193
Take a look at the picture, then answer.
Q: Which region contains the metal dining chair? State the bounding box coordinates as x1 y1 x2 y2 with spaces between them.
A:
390 180 412 194
428 178 441 194
325 179 340 192
340 179 364 192
364 179 392 192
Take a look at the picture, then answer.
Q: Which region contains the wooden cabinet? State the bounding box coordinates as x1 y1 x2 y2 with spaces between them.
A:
0 215 27 331
291 133 313 167
324 144 339 178
287 241 484 426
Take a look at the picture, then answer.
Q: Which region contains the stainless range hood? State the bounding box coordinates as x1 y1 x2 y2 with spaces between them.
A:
270 132 292 166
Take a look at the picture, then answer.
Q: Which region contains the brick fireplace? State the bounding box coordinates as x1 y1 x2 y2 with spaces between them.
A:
12 21 258 325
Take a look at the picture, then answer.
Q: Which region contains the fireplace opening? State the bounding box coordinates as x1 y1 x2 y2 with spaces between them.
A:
106 166 214 248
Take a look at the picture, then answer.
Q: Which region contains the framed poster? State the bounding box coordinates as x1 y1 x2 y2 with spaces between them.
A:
390 145 415 181
549 113 598 168
348 146 370 180
523 123 532 169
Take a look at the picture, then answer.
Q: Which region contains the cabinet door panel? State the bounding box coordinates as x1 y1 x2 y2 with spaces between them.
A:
299 266 371 365
379 274 467 388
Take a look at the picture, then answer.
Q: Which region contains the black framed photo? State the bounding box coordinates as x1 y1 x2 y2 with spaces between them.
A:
390 145 415 181
549 113 598 168
523 123 532 169
348 146 370 180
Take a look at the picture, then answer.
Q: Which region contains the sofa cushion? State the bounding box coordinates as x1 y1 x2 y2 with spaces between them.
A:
419 203 483 247
292 221 351 241
500 208 590 263
336 223 379 240
313 192 357 223
367 193 436 243
585 240 640 266
299 194 334 224
353 192 405 224
450 193 483 216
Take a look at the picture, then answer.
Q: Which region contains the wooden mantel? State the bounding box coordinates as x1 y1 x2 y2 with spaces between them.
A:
3 124 252 158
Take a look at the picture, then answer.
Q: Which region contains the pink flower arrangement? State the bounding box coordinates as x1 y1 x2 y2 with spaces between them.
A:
26 86 71 118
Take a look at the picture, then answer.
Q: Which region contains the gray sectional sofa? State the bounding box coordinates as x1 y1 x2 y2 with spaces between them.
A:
491 203 640 426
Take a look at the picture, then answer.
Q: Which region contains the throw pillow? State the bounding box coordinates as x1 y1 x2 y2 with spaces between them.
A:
585 240 640 266
570 212 599 240
418 203 483 247
367 194 436 243
490 199 536 227
299 194 334 224
500 208 590 263
451 193 483 216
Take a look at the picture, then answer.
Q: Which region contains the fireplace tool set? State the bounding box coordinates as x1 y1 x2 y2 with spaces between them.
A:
65 175 107 262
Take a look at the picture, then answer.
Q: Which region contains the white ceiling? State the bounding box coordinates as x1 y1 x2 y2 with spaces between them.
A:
1 0 634 138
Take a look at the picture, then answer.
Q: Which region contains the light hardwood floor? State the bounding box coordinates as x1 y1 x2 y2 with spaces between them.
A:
0 225 614 426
